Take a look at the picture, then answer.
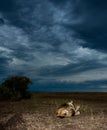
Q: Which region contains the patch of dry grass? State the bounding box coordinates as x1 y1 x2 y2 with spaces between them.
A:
0 92 107 130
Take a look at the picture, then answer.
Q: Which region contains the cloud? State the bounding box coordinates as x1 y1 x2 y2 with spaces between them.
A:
37 58 107 83
59 67 107 83
0 0 14 12
69 0 107 51
0 0 107 91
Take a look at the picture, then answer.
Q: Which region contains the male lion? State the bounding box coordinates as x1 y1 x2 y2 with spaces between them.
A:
56 100 80 118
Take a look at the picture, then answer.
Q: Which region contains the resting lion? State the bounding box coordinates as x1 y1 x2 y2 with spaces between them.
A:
56 100 80 118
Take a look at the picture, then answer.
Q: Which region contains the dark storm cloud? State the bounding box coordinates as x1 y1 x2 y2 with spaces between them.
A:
1 0 107 52
0 0 14 12
0 18 5 25
70 0 107 51
0 57 11 68
38 59 105 77
2 1 53 31
0 0 80 48
0 57 12 81
0 0 107 91
48 0 107 51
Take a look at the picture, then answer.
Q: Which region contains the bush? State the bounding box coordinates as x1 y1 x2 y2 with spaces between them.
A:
0 76 32 101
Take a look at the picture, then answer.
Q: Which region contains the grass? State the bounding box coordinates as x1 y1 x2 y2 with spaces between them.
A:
0 92 107 130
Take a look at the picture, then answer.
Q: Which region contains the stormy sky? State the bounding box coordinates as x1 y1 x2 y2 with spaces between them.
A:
0 0 107 92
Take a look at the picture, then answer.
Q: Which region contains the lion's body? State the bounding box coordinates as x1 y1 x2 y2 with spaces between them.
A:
57 101 80 118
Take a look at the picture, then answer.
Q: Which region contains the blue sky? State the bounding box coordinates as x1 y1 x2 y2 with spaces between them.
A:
0 0 107 92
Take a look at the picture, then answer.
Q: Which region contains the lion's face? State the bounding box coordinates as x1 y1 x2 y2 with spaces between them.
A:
57 108 69 118
57 107 75 118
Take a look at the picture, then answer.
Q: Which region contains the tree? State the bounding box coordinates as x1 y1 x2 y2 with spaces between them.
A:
0 76 32 100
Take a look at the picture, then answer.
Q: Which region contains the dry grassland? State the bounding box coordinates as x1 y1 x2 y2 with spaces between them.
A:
0 92 107 130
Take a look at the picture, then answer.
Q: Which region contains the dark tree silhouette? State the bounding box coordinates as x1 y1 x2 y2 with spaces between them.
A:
1 76 32 100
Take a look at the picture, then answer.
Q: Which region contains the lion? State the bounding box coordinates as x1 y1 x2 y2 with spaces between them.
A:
56 100 80 118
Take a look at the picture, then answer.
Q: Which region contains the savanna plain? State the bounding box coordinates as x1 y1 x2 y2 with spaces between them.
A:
0 92 107 130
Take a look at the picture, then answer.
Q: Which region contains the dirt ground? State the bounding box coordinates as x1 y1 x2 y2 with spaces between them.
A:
0 92 107 130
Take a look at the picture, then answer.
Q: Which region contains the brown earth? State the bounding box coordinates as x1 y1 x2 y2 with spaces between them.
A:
0 92 107 130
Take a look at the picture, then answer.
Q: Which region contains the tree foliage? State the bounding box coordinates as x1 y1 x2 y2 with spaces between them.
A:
0 76 32 100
